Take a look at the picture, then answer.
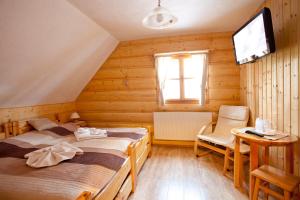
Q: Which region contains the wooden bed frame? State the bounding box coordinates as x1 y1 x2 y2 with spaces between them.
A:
3 118 151 200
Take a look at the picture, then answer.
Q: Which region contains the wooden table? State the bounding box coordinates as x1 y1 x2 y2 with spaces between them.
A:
231 128 298 199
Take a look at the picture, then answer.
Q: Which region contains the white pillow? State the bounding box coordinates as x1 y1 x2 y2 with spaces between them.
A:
28 118 58 131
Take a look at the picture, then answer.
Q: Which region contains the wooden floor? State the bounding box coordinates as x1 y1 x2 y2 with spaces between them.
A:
129 146 248 200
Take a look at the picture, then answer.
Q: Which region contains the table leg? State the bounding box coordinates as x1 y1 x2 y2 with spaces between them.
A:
250 143 259 200
263 146 270 165
285 144 294 174
263 146 269 200
234 137 241 188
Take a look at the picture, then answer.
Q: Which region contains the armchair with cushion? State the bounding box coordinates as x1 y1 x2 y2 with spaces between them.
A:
194 105 250 178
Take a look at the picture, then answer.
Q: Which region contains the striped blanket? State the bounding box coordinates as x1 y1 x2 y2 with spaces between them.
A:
0 127 146 200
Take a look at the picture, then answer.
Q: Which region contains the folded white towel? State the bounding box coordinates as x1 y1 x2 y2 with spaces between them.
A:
77 128 90 134
24 142 83 168
74 128 107 141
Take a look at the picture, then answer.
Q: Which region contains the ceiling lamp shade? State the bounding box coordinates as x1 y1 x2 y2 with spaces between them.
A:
142 0 177 29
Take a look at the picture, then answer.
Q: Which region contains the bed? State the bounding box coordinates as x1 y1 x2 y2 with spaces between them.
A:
0 119 151 200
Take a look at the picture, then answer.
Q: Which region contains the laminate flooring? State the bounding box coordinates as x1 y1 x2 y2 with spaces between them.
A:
129 146 248 200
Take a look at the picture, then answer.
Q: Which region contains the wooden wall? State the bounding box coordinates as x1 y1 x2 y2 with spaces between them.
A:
0 102 76 135
240 0 300 174
76 32 241 132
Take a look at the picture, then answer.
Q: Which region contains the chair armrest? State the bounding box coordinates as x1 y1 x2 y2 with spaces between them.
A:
76 191 91 200
198 121 215 135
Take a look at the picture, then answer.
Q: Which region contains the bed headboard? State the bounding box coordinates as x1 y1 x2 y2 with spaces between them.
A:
3 121 19 137
2 112 73 137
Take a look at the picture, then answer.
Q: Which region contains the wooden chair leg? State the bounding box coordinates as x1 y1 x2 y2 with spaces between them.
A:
284 191 291 200
223 147 230 175
240 154 244 188
194 140 198 156
252 177 261 200
196 150 212 157
194 140 212 157
263 183 269 200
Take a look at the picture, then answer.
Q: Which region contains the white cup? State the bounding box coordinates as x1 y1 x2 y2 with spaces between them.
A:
255 118 265 132
255 118 272 132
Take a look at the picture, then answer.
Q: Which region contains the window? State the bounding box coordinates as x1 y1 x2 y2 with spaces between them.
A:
155 51 208 105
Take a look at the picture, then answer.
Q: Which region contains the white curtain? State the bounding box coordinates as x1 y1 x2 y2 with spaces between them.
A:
200 54 208 105
155 56 169 105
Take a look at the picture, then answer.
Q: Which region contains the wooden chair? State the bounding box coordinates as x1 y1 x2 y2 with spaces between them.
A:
194 105 250 178
223 142 249 179
251 165 300 200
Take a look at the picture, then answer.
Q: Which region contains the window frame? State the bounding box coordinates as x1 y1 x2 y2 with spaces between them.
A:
165 55 201 103
155 51 208 105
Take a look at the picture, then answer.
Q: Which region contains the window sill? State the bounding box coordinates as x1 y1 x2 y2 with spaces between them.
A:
158 102 208 112
165 99 200 104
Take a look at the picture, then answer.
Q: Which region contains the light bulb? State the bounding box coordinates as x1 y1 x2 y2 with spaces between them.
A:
156 13 164 23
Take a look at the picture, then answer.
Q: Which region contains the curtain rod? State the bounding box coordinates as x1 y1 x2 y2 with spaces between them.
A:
154 50 209 57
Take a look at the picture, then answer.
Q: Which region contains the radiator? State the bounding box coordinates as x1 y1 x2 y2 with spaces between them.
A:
154 112 212 141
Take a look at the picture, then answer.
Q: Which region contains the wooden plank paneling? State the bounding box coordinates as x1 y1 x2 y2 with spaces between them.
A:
93 68 155 80
241 0 300 174
87 122 153 129
297 0 300 178
80 112 153 123
0 102 76 133
209 89 240 100
111 33 234 58
102 56 154 69
77 101 158 113
157 100 240 114
77 90 157 102
208 64 240 76
270 0 279 166
209 50 236 63
283 0 291 135
266 55 272 122
77 32 240 130
84 78 157 91
290 0 299 137
262 57 267 119
209 76 240 89
290 0 299 176
240 66 245 105
258 59 263 118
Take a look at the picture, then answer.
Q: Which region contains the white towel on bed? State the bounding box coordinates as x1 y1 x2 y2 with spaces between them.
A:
24 142 83 168
74 128 107 141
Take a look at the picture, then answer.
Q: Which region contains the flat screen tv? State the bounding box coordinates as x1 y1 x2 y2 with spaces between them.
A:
232 7 275 65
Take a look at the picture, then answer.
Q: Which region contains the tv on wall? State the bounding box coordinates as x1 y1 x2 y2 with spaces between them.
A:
232 7 276 65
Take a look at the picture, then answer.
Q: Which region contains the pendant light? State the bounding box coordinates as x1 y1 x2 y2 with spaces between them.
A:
142 0 177 29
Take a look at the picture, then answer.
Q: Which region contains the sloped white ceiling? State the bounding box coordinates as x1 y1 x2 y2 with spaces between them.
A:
0 0 118 108
69 0 265 41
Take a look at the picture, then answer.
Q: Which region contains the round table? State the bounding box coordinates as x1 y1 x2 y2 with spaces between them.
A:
231 128 298 199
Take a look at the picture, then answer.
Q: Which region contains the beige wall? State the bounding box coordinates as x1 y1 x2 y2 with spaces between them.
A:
0 0 118 108
240 0 300 174
76 32 240 130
